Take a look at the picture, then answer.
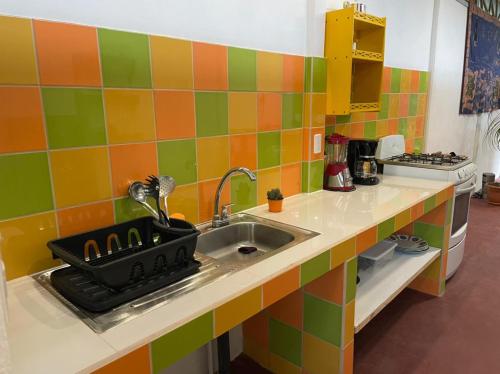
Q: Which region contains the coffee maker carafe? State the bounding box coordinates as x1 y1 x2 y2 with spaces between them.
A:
324 134 355 192
347 140 379 185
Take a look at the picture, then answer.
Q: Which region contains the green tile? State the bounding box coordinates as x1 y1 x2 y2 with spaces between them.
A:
378 94 389 120
98 29 151 88
231 173 257 213
301 162 310 193
114 197 154 223
326 125 335 136
228 47 256 91
335 115 351 124
390 68 401 93
309 160 324 192
269 318 302 366
409 94 418 116
364 121 377 139
446 199 453 225
151 312 213 373
413 222 444 248
42 88 106 149
258 132 280 168
419 71 428 93
440 279 446 294
195 92 228 137
303 293 342 347
301 250 330 286
378 217 395 240
157 139 197 185
345 257 357 303
282 93 303 129
304 57 312 92
312 57 327 93
0 153 53 220
398 118 408 137
414 138 424 153
424 195 437 214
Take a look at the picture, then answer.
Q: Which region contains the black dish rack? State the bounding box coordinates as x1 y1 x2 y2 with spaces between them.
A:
48 217 201 290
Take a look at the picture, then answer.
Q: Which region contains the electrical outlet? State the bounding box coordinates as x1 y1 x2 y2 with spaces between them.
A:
313 133 322 154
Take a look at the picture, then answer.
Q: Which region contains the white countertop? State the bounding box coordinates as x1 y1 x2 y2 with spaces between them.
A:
5 175 453 374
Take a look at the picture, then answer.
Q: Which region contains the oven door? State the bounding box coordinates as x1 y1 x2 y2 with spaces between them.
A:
449 174 476 247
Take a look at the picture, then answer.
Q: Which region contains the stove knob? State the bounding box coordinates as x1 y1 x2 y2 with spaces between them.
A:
458 170 464 179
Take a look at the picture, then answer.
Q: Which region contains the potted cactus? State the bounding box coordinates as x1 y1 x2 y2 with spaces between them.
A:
267 188 284 212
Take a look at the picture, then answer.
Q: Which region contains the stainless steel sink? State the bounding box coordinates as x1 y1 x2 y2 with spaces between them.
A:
196 214 318 268
34 213 318 332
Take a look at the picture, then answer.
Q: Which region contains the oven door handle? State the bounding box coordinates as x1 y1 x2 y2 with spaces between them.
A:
456 184 475 195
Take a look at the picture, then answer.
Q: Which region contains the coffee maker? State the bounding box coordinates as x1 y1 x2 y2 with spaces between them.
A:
347 140 379 185
324 134 355 192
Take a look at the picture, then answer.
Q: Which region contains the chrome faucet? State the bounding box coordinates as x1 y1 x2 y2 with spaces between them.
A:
212 167 256 228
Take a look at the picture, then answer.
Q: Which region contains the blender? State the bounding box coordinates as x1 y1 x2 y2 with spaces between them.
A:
324 133 355 191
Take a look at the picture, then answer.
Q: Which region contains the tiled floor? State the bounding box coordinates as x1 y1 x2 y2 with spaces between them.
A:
232 198 500 373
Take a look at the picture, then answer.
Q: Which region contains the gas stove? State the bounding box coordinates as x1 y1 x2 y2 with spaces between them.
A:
381 152 471 171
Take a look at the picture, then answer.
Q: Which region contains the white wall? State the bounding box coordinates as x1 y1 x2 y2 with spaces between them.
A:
0 0 308 55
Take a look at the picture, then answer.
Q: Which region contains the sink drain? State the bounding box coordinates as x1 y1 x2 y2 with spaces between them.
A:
238 246 257 254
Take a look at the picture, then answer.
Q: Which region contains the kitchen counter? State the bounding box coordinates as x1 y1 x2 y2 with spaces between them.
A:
5 175 454 373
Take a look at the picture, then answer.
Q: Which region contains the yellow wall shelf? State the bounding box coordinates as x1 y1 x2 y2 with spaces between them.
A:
325 7 386 115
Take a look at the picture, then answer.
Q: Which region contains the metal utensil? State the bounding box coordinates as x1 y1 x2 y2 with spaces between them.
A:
145 176 167 225
158 176 176 223
128 182 159 220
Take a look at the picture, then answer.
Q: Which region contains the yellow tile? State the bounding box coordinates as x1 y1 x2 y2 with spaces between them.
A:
344 300 355 346
395 208 412 230
375 120 389 138
388 95 400 119
331 237 356 268
303 332 340 374
0 15 38 84
50 147 112 208
214 287 262 336
350 112 365 122
166 183 199 224
407 117 417 138
311 94 326 127
197 136 229 181
282 129 302 165
269 353 301 374
257 167 281 205
229 92 257 134
257 51 283 92
244 337 270 369
0 212 59 280
150 36 193 89
104 89 155 144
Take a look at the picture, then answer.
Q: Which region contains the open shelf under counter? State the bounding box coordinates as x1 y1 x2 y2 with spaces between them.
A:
355 247 441 333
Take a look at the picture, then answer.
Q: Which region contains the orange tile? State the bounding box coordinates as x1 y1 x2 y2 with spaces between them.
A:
167 183 199 224
198 179 231 223
242 310 269 348
397 223 414 236
150 36 193 89
258 93 281 131
419 203 446 225
410 71 420 93
399 94 409 117
197 136 230 181
58 201 114 237
408 276 440 296
304 265 343 304
93 346 151 374
343 341 354 374
381 67 391 93
376 120 389 138
0 15 38 84
411 201 424 221
310 127 325 161
365 112 377 121
388 119 399 135
51 147 112 208
257 167 281 205
34 20 101 86
302 128 311 161
229 92 257 134
109 143 158 197
281 163 301 197
395 208 412 231
193 42 228 90
244 337 270 369
268 289 303 330
350 123 365 139
356 226 377 254
257 51 283 92
104 89 155 144
230 134 257 170
282 129 303 164
304 93 326 127
417 94 427 116
331 237 356 268
0 212 58 280
154 91 195 140
415 116 425 137
0 87 46 154
283 55 304 92
344 300 355 346
405 138 414 153
263 267 300 307
214 287 262 336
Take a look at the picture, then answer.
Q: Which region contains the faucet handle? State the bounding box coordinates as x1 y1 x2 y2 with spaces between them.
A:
221 203 234 219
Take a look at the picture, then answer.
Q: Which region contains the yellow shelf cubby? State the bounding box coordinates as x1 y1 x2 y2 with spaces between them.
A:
325 7 386 115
